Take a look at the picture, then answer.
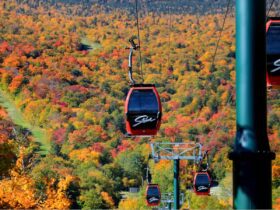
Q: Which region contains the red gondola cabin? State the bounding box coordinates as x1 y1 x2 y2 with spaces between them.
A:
125 84 162 136
145 184 161 206
193 172 211 196
266 18 280 89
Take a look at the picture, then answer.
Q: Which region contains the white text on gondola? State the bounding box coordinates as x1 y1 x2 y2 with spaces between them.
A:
133 115 156 127
271 59 280 73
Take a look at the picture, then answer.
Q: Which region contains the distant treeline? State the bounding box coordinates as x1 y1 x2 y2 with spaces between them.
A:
92 0 232 15
13 0 280 18
13 0 234 15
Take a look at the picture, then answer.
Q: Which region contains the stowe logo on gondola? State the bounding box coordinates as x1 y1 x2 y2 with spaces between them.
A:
271 58 280 73
148 197 159 203
197 186 209 191
133 115 156 127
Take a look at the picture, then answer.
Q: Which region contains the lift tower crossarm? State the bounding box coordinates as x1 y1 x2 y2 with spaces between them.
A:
150 142 202 161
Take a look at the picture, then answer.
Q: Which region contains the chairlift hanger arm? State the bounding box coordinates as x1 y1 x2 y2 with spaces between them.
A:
198 150 210 171
129 38 139 50
126 39 140 85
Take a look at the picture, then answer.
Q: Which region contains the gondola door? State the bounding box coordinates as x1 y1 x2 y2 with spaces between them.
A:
266 18 280 89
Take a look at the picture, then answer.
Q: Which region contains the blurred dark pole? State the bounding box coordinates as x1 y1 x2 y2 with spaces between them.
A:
229 0 275 208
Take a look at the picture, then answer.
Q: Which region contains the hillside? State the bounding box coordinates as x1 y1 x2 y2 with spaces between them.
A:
11 0 280 16
0 0 279 209
12 0 232 15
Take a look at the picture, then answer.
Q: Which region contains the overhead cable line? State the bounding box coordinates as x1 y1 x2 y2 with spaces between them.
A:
135 0 144 83
266 0 276 18
167 5 172 70
210 0 232 70
205 0 234 154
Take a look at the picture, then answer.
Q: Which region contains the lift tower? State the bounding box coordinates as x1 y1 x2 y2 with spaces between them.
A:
151 142 202 209
229 0 275 209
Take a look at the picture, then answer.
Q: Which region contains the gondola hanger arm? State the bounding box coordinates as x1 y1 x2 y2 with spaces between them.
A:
126 38 140 85
197 150 209 171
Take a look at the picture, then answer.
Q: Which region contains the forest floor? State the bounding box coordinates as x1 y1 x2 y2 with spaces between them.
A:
0 89 51 156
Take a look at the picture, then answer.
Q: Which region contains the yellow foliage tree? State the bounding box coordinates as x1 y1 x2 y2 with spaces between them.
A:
0 149 37 208
40 176 74 209
101 191 114 208
118 198 139 210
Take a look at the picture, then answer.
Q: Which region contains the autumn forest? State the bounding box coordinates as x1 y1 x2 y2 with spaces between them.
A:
0 0 279 209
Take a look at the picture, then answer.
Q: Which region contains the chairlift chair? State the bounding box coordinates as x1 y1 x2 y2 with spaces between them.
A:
124 39 162 136
125 84 162 136
145 184 161 206
266 17 280 89
193 172 211 196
